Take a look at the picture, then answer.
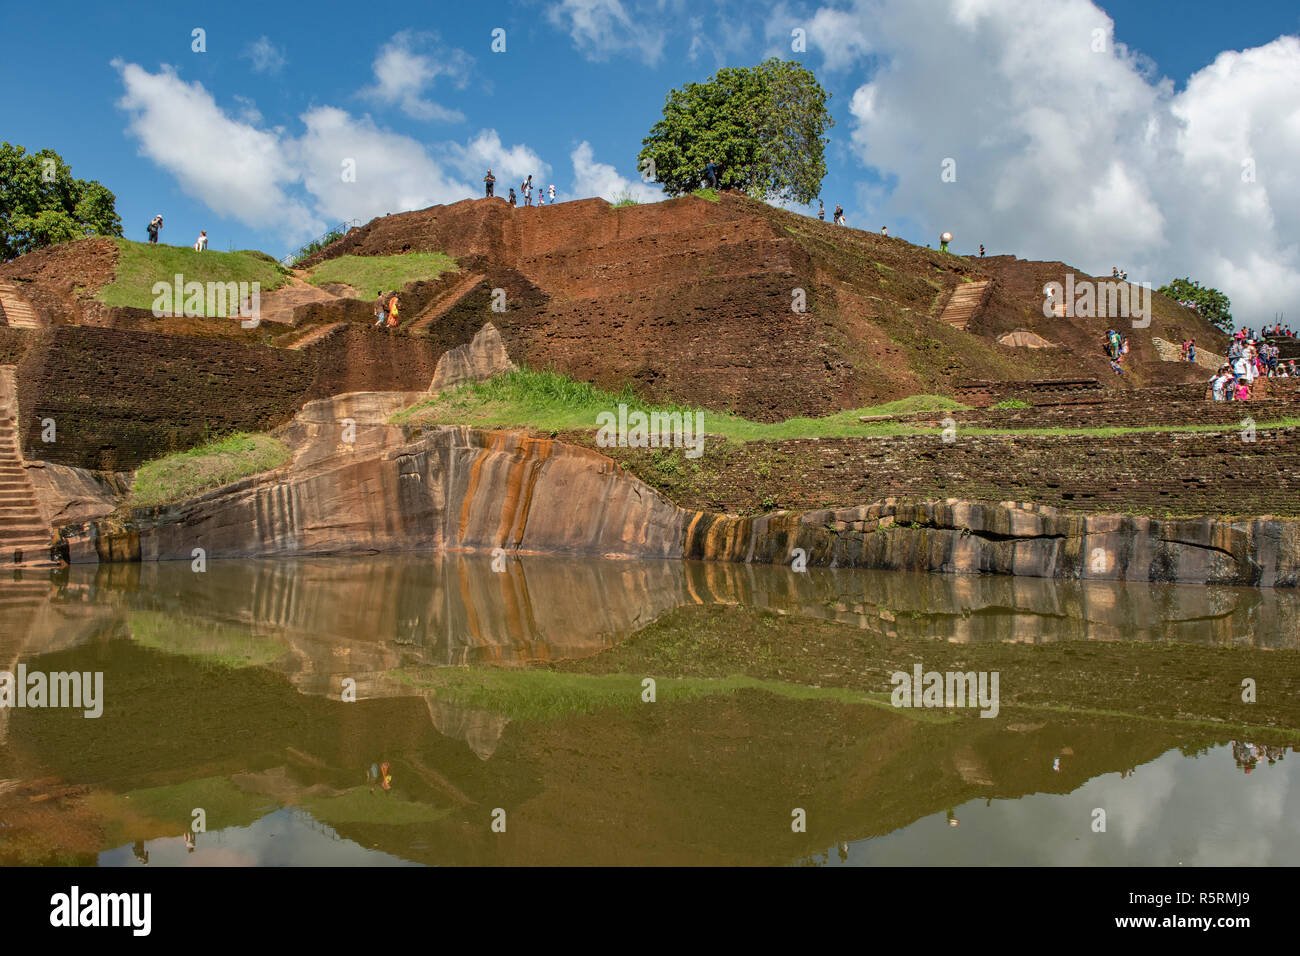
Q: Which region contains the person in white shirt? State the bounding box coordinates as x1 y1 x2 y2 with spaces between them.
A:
548 184 556 203
194 230 208 251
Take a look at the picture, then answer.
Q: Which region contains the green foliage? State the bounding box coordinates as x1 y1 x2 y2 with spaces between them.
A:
306 252 457 293
394 366 967 441
992 399 1031 409
611 190 640 207
291 229 345 266
97 239 289 314
639 58 834 204
0 142 123 261
1158 277 1232 333
131 433 290 507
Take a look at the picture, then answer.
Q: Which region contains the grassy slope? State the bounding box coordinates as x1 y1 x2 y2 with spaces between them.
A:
96 238 288 315
131 433 290 507
397 367 1300 443
396 367 967 441
306 252 457 293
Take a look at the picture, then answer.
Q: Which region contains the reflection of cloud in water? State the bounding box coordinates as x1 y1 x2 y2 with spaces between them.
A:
98 808 420 867
825 744 1300 866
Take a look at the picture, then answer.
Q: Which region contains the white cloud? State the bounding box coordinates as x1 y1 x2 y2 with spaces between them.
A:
571 141 662 203
291 107 473 224
113 60 316 236
547 0 665 65
360 31 472 122
242 36 286 75
838 0 1300 322
113 62 552 243
766 2 872 71
442 130 550 190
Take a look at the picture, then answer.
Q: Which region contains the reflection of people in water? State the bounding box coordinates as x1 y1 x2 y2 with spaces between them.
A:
1232 740 1289 773
184 831 196 853
837 841 849 863
133 840 149 864
946 809 959 827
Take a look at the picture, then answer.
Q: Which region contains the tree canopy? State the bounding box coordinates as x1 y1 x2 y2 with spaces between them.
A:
638 59 834 205
0 142 123 262
1157 277 1233 334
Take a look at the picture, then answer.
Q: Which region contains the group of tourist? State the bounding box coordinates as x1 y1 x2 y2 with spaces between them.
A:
1111 266 1129 281
1104 328 1130 374
1237 323 1294 340
372 289 400 330
1179 338 1197 363
1231 740 1289 774
486 171 555 208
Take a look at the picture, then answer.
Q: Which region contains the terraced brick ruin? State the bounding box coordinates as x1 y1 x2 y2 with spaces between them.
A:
0 192 1292 584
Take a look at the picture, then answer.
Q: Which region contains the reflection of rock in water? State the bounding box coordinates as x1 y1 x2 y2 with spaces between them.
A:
424 696 509 760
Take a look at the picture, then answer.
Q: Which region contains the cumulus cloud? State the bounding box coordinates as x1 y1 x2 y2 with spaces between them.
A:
113 60 315 235
836 0 1300 321
360 30 472 122
112 62 548 242
765 2 872 71
442 129 550 189
547 0 665 65
241 36 286 75
571 141 662 203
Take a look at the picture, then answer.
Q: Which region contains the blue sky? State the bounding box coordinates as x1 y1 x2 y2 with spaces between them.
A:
3 0 1298 321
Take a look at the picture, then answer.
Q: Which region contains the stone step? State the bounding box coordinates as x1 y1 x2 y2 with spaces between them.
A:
288 321 349 350
0 283 40 330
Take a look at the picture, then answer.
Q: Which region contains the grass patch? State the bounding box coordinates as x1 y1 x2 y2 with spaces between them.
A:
131 433 290 507
129 611 285 669
304 789 451 826
396 666 874 723
992 399 1031 409
610 190 640 207
394 366 967 442
97 238 288 315
691 187 720 202
305 252 457 294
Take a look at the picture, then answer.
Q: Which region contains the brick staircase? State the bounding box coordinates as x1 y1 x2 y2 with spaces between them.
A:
288 321 349 350
0 367 55 567
0 282 41 329
407 271 485 333
939 280 992 330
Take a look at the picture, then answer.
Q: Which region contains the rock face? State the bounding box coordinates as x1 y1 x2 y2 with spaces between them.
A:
56 415 1300 587
683 499 1300 587
74 425 691 564
429 323 515 393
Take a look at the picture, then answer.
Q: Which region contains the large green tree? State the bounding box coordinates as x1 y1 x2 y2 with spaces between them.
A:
0 142 123 261
638 59 834 204
1157 277 1233 334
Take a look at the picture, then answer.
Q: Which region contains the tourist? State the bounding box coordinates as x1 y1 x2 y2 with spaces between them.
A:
147 214 163 244
1235 378 1250 401
818 200 824 221
508 187 516 207
1187 338 1195 363
1110 358 1124 375
703 160 718 189
834 204 844 225
979 244 985 257
523 175 533 207
548 183 556 204
881 226 888 237
373 290 388 328
193 230 207 251
1210 368 1229 401
381 761 392 793
483 169 496 198
386 292 400 330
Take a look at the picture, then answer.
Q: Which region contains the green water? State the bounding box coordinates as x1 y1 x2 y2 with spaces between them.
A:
0 556 1295 866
